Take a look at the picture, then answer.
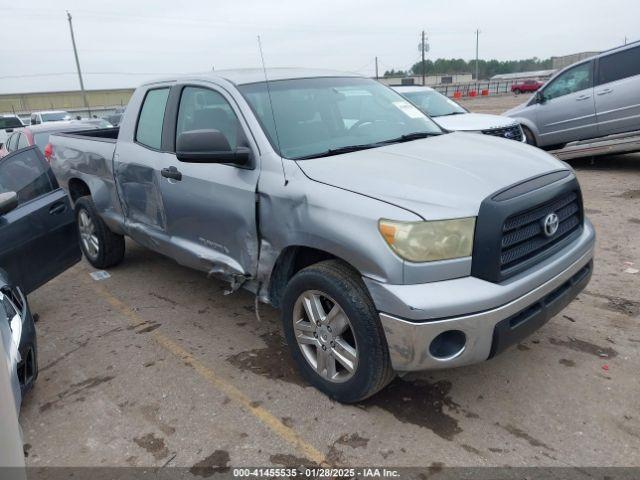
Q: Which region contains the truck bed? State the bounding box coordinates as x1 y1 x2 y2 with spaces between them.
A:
49 127 123 231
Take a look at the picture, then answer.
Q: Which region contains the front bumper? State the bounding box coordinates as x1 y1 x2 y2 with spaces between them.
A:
365 219 595 371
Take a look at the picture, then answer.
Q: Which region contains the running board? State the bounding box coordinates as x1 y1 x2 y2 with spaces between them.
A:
550 130 640 160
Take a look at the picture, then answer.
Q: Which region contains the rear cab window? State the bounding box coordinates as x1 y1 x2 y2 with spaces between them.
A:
0 147 56 206
135 88 170 149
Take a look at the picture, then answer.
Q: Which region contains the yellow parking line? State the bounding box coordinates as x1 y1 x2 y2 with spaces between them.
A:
88 281 327 465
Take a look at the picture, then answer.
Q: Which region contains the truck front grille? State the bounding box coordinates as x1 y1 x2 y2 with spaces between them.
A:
500 191 582 273
471 171 583 283
482 124 523 142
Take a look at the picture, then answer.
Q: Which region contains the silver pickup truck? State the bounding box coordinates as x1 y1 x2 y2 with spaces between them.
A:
50 69 595 402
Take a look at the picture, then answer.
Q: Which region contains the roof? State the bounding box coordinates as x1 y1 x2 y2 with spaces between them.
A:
32 110 70 115
142 68 363 87
391 86 436 93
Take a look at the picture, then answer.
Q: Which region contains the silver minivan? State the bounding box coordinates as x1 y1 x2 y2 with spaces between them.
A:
505 41 640 148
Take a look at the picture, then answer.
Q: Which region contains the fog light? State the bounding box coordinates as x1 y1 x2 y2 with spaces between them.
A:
429 330 466 360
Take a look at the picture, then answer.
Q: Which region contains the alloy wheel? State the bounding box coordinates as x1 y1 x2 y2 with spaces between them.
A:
292 290 358 383
78 209 99 260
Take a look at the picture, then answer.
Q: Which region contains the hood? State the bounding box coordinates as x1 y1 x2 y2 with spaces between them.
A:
503 100 532 117
433 113 517 132
296 132 568 220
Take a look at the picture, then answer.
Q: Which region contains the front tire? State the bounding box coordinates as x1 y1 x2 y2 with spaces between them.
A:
75 196 125 269
522 125 537 146
281 260 395 403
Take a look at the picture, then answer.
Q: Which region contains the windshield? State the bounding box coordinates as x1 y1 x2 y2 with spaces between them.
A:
41 112 71 122
0 117 23 129
239 77 442 160
400 89 467 117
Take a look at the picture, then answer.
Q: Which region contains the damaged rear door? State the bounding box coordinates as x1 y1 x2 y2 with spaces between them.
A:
155 83 260 280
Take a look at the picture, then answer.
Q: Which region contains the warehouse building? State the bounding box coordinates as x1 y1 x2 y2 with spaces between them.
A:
0 88 133 116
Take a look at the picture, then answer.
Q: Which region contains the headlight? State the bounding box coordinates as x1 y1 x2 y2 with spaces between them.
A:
379 218 476 262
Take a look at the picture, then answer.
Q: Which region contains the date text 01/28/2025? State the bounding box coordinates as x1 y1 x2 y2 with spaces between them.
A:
232 468 400 478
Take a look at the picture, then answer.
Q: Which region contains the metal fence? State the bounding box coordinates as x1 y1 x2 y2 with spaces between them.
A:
432 80 523 98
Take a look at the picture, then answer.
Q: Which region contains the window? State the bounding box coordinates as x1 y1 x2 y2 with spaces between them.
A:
598 46 640 85
0 117 23 129
17 134 29 149
401 89 467 117
41 111 71 122
135 88 170 149
543 62 592 101
239 77 441 160
176 87 241 150
8 133 21 152
0 148 55 205
30 115 39 125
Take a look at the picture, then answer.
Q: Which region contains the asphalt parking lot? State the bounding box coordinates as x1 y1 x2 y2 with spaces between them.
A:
19 94 640 470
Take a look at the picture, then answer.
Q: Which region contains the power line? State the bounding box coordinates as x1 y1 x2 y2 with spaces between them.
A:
0 72 182 80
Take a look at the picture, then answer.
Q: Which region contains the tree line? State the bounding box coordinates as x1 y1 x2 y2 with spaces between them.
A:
384 57 553 79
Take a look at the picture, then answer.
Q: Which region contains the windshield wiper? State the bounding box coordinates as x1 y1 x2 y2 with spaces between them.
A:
295 143 379 160
380 131 442 144
434 111 466 117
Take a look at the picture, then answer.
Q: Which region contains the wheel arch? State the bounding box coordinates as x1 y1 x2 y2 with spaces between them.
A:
67 177 92 204
265 245 358 308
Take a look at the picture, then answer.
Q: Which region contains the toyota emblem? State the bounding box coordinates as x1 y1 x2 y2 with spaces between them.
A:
543 213 559 237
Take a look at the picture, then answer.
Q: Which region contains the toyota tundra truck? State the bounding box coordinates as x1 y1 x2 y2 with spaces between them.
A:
49 69 595 403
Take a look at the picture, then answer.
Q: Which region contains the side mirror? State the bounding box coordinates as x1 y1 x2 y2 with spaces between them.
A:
0 191 18 216
176 129 250 166
535 91 546 104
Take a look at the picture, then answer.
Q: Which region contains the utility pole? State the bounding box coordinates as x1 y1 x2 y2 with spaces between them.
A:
375 56 379 80
421 30 426 86
66 11 91 117
475 29 480 92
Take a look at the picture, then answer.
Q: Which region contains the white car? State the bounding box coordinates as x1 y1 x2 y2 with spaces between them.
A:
393 86 525 142
0 115 24 149
29 110 72 125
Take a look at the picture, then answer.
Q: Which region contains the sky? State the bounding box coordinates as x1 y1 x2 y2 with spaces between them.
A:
1 0 638 94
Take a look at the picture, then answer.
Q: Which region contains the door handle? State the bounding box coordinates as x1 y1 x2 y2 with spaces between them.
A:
49 202 67 215
161 166 182 181
597 88 613 95
576 94 591 101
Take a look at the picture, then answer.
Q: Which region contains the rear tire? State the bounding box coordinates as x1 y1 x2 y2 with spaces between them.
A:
281 260 395 403
75 196 125 269
514 88 521 95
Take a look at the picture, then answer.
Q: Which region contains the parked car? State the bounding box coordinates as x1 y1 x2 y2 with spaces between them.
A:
511 80 543 94
0 268 37 413
78 118 114 129
29 110 72 126
0 121 100 160
0 115 24 149
505 41 640 148
103 108 125 127
393 86 525 142
51 69 595 402
0 146 82 411
0 328 26 472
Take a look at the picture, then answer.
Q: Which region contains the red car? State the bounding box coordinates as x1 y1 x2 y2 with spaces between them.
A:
511 80 543 94
0 121 100 161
